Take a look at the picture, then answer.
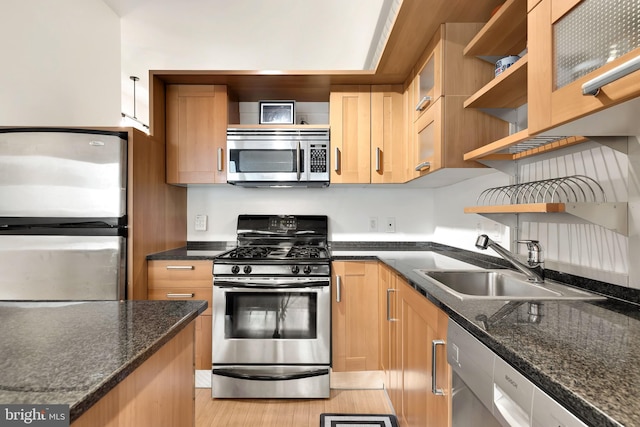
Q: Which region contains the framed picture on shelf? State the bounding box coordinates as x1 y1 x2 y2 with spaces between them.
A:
259 101 295 124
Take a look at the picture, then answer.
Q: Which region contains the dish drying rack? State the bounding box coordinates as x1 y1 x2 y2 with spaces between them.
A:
464 175 628 235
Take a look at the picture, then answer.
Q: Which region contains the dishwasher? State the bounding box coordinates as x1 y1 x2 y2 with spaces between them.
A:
447 321 588 427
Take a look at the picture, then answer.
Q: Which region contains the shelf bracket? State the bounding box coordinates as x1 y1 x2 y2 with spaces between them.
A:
564 202 628 235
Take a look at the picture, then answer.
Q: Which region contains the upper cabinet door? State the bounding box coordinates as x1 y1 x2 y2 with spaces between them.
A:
411 23 493 123
528 0 640 135
329 86 372 184
371 85 406 184
166 85 229 184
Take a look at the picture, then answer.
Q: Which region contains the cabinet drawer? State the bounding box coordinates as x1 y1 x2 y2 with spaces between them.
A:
148 287 212 315
148 260 213 287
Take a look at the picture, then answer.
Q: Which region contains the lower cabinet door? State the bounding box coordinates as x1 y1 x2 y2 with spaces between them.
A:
399 280 451 427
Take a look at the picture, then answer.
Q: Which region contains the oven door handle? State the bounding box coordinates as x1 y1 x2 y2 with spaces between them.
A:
214 281 330 289
212 368 329 381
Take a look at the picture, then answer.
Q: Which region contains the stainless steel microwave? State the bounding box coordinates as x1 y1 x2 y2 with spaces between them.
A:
226 127 330 187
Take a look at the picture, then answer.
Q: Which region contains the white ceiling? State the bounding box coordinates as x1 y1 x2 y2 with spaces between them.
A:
102 0 392 125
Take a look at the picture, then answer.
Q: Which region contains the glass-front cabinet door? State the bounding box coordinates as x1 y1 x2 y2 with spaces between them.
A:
528 0 640 134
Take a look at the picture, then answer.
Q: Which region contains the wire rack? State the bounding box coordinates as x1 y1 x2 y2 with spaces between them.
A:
476 175 607 206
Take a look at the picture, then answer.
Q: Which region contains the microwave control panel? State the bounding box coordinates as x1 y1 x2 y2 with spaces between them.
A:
310 144 328 173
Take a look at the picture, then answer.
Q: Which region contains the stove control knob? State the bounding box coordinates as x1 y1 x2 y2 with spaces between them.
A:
291 265 300 274
231 265 240 274
303 265 312 275
243 265 252 275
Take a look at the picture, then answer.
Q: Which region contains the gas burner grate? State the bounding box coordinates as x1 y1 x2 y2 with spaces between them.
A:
287 246 325 259
227 247 273 259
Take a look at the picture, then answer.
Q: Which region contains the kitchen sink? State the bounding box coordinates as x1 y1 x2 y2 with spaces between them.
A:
413 269 606 301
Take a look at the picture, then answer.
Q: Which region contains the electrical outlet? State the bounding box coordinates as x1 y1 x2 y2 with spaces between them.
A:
369 217 378 232
386 217 396 233
195 214 207 231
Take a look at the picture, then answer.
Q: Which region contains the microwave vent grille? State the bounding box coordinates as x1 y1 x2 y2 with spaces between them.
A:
227 128 330 140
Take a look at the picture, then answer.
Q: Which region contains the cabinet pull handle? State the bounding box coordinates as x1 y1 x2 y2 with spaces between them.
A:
166 293 194 298
432 339 446 396
336 275 342 302
334 147 341 172
582 54 640 96
166 265 194 270
296 141 301 181
414 161 431 171
376 147 382 172
386 288 397 321
415 96 432 111
217 147 223 171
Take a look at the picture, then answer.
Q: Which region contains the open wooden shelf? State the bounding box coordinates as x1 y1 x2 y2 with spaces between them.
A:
464 0 528 56
464 132 589 161
464 54 528 109
465 203 565 214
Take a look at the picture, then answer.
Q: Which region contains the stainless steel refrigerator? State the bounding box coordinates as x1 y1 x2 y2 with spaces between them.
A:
0 128 127 300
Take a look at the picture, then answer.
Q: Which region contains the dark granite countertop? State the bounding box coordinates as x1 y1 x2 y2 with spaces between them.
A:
331 245 639 427
150 241 640 426
0 299 207 423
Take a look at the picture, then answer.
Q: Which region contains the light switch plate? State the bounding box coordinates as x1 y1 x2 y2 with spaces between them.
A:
195 214 207 231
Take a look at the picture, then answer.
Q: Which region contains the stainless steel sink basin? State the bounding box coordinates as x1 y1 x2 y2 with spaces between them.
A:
413 269 606 301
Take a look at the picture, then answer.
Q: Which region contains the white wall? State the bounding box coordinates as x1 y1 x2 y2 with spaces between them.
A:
0 0 121 127
187 171 511 246
516 140 631 286
188 185 437 242
432 171 511 251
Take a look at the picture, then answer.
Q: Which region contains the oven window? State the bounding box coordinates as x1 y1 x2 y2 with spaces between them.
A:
230 149 304 173
224 291 317 339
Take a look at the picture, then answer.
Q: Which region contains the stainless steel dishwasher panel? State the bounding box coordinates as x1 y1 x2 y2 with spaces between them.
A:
493 356 534 427
448 321 501 427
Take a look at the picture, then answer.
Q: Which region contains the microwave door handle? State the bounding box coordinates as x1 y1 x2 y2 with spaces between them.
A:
296 141 301 181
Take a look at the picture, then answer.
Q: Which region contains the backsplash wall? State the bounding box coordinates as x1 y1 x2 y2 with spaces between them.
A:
516 138 634 287
186 172 510 245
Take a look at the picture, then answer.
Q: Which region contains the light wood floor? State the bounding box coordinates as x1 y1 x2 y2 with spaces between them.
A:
195 388 393 427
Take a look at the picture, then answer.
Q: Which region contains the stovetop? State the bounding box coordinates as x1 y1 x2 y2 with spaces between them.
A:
218 244 329 261
213 214 330 277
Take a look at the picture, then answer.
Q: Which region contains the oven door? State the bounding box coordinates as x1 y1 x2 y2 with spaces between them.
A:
212 279 331 365
227 140 307 184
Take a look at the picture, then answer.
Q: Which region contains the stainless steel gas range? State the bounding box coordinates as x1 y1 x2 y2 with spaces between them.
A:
212 214 331 399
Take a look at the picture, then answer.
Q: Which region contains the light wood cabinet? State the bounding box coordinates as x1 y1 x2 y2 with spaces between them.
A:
410 23 493 123
72 322 195 427
329 86 371 184
378 263 452 427
399 279 451 427
411 95 506 179
166 85 229 184
330 85 406 184
332 261 380 372
528 0 640 135
378 264 402 414
406 23 508 180
461 0 579 163
147 260 213 369
371 85 407 183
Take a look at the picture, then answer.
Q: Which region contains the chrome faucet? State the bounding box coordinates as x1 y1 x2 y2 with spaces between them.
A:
475 234 545 283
